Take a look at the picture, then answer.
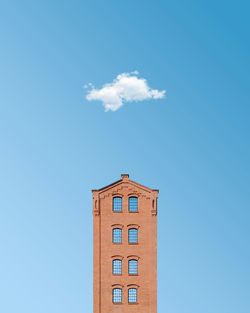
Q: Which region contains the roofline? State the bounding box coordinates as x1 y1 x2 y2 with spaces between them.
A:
129 179 159 193
92 179 122 192
92 176 159 194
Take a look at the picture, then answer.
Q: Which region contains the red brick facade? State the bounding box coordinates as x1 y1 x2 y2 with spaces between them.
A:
92 174 158 313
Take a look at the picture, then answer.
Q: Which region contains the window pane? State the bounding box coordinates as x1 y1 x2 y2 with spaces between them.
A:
113 228 122 244
113 197 122 212
113 288 122 303
113 259 122 275
129 197 138 212
128 259 138 275
128 288 137 303
128 228 138 244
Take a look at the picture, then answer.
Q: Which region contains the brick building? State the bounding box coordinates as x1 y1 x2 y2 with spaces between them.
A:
92 174 158 313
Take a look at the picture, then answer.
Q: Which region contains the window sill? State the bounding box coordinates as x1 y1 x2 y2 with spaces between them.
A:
128 274 138 276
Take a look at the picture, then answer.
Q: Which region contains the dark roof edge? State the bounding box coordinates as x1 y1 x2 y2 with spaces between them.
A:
128 179 159 193
92 179 122 192
92 178 159 193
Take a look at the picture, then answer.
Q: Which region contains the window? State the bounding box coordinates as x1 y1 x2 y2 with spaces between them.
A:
128 288 137 303
113 288 122 303
129 197 138 212
113 228 122 244
113 197 122 212
128 228 138 244
113 259 122 275
128 259 138 275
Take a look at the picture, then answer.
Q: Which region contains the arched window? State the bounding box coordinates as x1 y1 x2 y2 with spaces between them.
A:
113 288 122 303
128 197 138 212
113 196 122 212
112 259 122 275
128 228 138 244
112 228 122 244
128 288 137 303
128 259 138 275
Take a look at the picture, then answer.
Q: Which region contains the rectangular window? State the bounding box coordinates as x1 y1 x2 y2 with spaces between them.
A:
129 197 138 212
113 197 122 212
128 288 137 303
113 288 122 303
128 228 138 244
113 259 122 275
128 259 138 275
113 228 122 244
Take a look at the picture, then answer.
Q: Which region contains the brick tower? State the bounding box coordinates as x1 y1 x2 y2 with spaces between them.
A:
92 174 158 313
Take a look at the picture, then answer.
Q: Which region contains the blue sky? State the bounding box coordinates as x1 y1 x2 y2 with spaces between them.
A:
0 1 249 312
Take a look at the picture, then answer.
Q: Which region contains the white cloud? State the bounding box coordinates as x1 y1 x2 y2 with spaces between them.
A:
85 72 166 111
